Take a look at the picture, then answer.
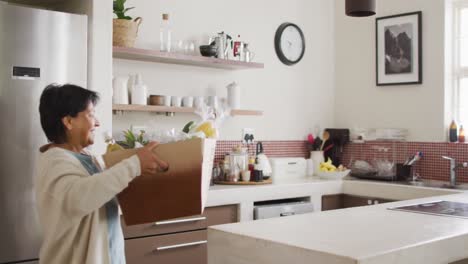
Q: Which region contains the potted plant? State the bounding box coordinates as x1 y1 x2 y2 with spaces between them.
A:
113 0 142 48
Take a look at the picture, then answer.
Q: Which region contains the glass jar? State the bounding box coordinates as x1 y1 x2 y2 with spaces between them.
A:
228 153 248 182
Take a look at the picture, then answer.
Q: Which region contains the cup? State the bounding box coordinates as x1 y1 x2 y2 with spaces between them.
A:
208 95 218 108
182 96 194 107
163 95 171 106
194 96 205 108
171 96 182 107
241 170 251 182
311 151 324 176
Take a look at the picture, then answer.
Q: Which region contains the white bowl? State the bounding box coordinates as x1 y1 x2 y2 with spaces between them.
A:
316 169 351 180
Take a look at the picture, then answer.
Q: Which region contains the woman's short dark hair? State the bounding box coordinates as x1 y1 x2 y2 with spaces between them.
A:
39 84 99 144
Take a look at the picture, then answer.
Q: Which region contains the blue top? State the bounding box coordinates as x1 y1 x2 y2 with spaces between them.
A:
70 152 126 264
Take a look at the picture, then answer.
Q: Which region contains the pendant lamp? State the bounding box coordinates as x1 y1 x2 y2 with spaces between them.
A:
345 0 376 17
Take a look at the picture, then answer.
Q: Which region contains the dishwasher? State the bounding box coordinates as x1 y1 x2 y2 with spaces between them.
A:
253 197 314 220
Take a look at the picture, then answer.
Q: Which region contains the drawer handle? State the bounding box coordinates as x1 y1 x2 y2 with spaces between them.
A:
154 216 206 226
280 212 295 217
155 240 208 251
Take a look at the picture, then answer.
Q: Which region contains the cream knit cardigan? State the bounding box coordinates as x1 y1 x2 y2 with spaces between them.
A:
35 146 140 264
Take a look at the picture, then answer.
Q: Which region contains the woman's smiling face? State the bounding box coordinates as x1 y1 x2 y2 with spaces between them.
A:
64 102 100 148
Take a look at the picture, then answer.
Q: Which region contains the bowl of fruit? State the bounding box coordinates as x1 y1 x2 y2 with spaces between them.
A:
316 159 350 180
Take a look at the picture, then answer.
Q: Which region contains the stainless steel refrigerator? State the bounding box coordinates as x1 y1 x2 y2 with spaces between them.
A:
0 3 87 263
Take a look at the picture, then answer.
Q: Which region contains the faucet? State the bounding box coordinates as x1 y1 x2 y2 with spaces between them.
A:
442 156 468 187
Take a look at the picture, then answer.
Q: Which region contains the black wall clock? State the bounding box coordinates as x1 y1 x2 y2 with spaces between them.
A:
274 22 305 65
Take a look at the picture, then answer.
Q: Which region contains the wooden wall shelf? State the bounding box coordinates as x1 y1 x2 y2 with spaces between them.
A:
112 104 263 116
113 46 264 70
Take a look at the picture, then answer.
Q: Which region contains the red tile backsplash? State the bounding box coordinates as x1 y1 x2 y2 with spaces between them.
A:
214 140 308 164
215 140 468 183
341 141 468 183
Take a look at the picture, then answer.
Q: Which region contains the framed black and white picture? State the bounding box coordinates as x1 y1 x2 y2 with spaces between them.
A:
376 11 422 86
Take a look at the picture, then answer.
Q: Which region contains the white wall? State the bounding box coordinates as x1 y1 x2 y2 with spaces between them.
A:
334 0 447 142
113 0 336 141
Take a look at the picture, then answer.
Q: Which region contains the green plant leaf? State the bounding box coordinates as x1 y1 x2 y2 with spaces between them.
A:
123 16 132 20
123 129 137 149
115 12 125 19
123 7 135 13
114 0 124 12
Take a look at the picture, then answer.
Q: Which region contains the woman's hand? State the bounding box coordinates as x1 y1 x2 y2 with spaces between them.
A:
136 141 168 176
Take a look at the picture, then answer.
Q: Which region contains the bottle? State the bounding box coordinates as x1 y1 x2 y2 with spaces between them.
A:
459 125 465 143
160 13 171 52
248 157 255 181
449 120 458 142
130 74 148 105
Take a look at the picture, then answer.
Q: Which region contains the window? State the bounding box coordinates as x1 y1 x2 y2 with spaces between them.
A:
454 1 468 125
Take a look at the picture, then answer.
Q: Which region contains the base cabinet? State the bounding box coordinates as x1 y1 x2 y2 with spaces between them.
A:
125 230 207 264
123 205 237 264
322 194 396 211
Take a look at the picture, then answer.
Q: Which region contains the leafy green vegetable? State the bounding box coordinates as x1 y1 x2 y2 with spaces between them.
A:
122 129 148 148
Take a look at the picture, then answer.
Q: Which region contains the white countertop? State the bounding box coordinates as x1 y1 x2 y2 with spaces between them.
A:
208 179 468 264
206 177 343 221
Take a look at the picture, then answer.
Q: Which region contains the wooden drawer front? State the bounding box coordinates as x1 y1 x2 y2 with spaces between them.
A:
125 230 207 264
343 195 395 208
322 194 344 211
122 214 207 239
205 204 238 227
122 205 238 238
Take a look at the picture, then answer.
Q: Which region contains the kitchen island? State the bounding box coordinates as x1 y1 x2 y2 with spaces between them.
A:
208 187 468 264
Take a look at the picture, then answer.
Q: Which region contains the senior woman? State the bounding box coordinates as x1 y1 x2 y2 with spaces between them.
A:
36 83 167 264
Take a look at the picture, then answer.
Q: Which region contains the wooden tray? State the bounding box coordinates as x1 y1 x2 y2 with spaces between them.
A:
214 179 272 185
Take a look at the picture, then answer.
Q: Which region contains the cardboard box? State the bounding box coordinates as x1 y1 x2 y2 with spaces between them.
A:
103 138 216 225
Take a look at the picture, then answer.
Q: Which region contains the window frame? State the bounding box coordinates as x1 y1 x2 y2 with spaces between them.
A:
453 1 468 123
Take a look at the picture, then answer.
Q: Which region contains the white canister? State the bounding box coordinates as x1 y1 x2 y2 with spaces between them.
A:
112 76 129 104
130 74 148 105
310 151 324 176
226 82 240 109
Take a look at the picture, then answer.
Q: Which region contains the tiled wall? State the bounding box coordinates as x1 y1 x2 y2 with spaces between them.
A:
215 140 468 183
214 140 308 163
342 141 468 183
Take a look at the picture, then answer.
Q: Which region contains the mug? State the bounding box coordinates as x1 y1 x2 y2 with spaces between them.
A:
241 170 251 182
163 95 171 106
182 96 194 107
171 96 182 107
194 96 205 108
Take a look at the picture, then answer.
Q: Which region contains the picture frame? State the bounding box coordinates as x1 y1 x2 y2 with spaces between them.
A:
376 11 422 86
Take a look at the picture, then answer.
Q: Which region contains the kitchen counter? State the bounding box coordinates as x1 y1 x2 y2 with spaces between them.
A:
206 177 342 221
208 180 468 264
206 177 460 221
